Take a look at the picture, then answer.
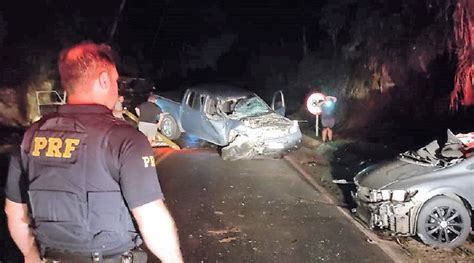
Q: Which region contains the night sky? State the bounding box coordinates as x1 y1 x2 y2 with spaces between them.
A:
1 0 471 134
1 0 319 57
0 0 329 88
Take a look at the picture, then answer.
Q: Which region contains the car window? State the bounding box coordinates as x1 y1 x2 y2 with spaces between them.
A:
192 95 202 110
231 95 271 117
205 98 218 115
187 91 195 107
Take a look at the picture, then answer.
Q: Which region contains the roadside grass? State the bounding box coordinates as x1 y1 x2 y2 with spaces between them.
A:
309 139 399 207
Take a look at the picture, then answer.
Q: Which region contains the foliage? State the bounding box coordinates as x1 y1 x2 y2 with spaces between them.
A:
180 33 237 76
340 0 453 94
0 13 6 48
53 12 110 47
449 0 474 110
319 0 352 52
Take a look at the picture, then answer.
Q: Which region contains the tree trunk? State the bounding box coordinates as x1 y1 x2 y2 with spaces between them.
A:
302 26 308 57
450 0 474 110
109 0 127 43
331 33 337 87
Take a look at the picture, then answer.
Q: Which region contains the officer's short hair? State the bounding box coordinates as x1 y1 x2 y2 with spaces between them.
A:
58 42 116 94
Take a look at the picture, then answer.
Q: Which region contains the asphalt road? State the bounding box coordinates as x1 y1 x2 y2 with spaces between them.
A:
152 146 392 263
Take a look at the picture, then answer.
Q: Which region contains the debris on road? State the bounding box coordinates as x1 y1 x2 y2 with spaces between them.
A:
331 179 354 184
219 237 238 243
367 238 376 244
207 227 241 236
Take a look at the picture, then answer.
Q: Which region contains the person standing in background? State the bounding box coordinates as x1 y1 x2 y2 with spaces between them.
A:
135 94 163 144
320 96 337 142
113 95 125 119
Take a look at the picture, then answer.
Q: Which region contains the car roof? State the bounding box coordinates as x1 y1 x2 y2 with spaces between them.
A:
187 84 254 100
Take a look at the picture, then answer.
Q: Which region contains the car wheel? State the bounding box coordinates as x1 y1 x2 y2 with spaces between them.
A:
160 115 181 140
416 196 471 248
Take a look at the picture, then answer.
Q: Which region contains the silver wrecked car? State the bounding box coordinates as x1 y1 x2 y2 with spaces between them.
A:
352 130 473 248
156 85 302 160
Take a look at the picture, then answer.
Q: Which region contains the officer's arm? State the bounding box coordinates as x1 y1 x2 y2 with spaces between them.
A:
132 199 183 263
157 113 163 126
4 199 42 263
135 107 140 117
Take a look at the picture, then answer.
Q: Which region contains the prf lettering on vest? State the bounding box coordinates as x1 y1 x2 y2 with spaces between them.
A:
142 156 156 168
31 137 80 158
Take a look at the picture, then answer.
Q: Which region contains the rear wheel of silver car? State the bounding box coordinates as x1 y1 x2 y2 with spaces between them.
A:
416 196 471 248
160 115 181 140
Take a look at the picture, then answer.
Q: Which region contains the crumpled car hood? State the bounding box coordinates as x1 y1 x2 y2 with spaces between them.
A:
239 113 292 129
355 159 439 189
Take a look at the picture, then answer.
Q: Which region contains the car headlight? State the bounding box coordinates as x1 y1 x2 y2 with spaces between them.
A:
267 141 285 149
391 190 408 202
289 120 299 134
369 189 391 202
368 189 418 202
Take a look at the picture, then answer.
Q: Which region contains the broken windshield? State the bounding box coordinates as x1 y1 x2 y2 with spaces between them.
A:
231 95 271 118
399 129 467 167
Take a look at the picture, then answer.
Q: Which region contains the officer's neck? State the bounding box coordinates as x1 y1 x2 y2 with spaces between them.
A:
68 94 109 109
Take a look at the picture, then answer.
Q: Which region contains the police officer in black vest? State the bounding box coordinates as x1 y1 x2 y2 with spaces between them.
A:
4 42 183 262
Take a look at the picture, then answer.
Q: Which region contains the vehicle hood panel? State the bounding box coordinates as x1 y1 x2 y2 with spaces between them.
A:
355 160 438 189
240 113 292 130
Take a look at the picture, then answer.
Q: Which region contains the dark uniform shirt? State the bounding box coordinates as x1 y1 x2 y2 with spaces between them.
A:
4 104 164 254
5 104 163 206
137 101 162 123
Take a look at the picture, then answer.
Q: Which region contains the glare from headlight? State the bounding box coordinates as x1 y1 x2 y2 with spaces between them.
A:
367 189 418 202
289 120 299 133
267 142 285 149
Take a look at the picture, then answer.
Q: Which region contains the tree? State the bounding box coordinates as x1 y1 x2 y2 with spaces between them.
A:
109 0 127 43
319 2 348 57
180 33 237 77
449 0 474 110
0 12 7 48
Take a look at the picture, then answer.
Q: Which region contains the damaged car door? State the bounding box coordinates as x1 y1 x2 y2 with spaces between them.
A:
271 90 286 116
180 90 203 138
181 90 227 145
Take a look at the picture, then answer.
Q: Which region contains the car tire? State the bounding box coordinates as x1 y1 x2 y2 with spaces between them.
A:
416 195 471 248
159 114 181 140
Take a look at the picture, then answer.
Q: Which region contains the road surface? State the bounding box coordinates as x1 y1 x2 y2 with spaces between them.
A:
152 146 391 262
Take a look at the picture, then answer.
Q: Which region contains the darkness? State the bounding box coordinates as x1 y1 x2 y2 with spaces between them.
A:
0 0 472 140
0 1 473 260
1 0 319 84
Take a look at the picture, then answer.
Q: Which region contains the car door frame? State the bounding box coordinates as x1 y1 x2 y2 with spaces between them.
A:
271 90 286 116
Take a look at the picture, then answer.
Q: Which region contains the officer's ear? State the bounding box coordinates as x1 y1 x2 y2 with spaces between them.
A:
98 71 111 90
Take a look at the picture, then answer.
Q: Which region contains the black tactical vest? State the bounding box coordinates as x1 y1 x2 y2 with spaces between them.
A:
21 106 141 256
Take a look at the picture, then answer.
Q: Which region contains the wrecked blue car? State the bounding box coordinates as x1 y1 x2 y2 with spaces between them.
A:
156 84 302 160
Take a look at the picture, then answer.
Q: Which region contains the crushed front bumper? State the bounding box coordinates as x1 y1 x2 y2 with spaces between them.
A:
259 130 302 155
352 188 418 236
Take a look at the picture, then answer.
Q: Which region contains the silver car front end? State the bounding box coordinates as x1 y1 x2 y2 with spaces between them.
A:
352 184 421 235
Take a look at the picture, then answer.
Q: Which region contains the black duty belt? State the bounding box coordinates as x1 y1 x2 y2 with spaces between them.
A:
43 249 129 263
